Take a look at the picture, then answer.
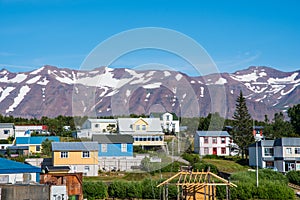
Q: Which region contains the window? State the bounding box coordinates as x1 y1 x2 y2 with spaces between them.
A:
36 145 41 152
61 151 68 158
4 130 9 134
212 137 217 144
95 124 99 128
82 151 90 158
101 144 107 152
264 148 274 156
221 137 226 144
221 147 226 154
121 144 127 152
204 147 209 154
204 137 208 144
142 125 146 130
136 125 140 131
166 115 170 121
295 148 300 154
286 148 292 154
84 166 90 171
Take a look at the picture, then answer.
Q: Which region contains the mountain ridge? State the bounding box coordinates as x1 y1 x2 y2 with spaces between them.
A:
0 65 299 120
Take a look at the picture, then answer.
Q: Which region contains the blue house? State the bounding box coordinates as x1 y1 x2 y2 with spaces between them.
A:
15 136 60 154
92 135 133 157
0 157 41 183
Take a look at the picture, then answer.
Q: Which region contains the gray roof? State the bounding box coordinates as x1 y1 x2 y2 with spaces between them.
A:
274 138 300 147
52 142 98 151
118 118 162 132
196 131 230 137
92 134 133 144
0 123 14 129
87 118 117 123
249 140 274 148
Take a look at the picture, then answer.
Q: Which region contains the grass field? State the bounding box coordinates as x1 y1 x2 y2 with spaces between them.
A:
203 158 250 173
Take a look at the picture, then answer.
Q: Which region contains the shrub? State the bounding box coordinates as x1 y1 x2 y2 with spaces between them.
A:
142 178 160 199
182 153 200 165
217 170 295 200
287 170 300 185
83 181 107 200
192 162 218 174
108 181 127 199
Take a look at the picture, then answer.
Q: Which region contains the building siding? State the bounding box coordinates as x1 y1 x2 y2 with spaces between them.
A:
98 143 133 157
53 151 98 165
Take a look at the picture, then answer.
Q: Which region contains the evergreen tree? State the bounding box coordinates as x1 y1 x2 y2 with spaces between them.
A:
232 91 253 159
288 104 300 135
264 112 295 139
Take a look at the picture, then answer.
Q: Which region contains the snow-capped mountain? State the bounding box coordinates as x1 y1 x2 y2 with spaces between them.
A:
0 65 299 120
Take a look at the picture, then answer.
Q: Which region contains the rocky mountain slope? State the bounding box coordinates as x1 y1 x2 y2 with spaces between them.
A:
0 65 299 120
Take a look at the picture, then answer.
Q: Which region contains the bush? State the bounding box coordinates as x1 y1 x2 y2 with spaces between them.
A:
216 170 295 200
83 181 107 200
142 178 160 199
182 153 200 165
192 162 218 174
108 181 128 199
287 170 300 185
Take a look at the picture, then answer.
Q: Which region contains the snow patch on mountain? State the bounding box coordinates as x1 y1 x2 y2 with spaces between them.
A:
0 87 15 103
175 74 182 81
37 77 49 86
164 71 171 77
26 75 41 84
0 74 27 83
143 82 161 89
6 85 31 113
267 72 299 84
214 77 227 85
30 67 44 75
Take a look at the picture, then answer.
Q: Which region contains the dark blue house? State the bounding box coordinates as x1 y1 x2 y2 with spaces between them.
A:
92 135 133 157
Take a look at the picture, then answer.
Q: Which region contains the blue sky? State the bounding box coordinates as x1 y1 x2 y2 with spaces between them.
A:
0 0 299 76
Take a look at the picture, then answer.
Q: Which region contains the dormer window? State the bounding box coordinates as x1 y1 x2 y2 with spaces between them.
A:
142 125 146 130
136 125 140 131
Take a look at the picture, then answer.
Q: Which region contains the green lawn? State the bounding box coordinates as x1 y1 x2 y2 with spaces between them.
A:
203 158 250 173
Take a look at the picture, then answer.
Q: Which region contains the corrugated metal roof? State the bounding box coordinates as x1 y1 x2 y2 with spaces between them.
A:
52 142 98 151
249 140 274 148
118 118 162 132
196 131 230 137
0 123 14 129
0 158 41 174
16 136 60 145
87 118 117 123
274 138 300 147
92 134 133 143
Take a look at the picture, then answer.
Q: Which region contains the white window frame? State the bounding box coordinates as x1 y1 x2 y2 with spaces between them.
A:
102 144 107 152
60 151 68 158
264 148 274 156
82 151 90 158
121 143 127 152
286 148 292 155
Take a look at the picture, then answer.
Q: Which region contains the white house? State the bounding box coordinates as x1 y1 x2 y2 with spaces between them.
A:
14 125 49 138
118 118 165 147
150 112 180 134
77 118 118 138
194 131 233 156
249 138 300 173
0 123 15 140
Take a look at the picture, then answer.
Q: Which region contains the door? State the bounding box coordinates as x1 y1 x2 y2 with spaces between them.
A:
213 147 217 155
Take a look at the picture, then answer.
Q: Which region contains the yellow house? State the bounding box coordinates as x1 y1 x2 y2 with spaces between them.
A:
52 142 99 176
118 118 165 147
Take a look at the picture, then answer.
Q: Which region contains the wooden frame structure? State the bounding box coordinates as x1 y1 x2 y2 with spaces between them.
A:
157 170 237 200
